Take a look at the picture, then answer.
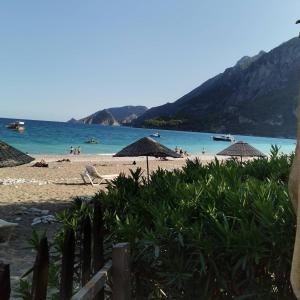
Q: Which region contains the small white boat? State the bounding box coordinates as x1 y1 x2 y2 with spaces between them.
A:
150 132 161 138
212 134 235 142
85 138 99 144
6 121 25 131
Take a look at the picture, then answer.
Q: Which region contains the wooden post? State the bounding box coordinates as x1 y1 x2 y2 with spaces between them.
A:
59 228 75 300
0 263 10 300
146 156 149 183
93 201 104 300
112 243 130 300
81 216 91 286
31 236 49 300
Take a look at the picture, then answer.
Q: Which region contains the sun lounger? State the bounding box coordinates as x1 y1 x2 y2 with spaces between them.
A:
81 165 118 186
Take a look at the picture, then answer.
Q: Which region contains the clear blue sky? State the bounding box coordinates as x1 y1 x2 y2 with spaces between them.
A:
1 0 300 121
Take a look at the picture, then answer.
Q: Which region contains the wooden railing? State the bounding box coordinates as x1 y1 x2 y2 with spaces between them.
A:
0 202 130 300
71 243 130 300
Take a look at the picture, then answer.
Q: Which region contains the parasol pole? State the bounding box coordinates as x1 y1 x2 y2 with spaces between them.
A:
146 155 149 183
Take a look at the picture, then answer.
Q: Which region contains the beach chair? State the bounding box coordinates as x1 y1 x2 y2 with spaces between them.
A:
81 165 118 186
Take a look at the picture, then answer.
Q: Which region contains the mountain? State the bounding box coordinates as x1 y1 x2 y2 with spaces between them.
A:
107 106 148 123
68 118 79 124
134 37 300 138
68 105 148 126
77 109 119 126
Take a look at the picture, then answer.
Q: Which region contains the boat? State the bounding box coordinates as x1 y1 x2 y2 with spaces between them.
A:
212 134 235 142
150 133 161 138
85 138 99 144
6 121 25 131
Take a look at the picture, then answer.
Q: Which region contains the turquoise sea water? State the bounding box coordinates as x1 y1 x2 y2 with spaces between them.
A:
0 118 296 155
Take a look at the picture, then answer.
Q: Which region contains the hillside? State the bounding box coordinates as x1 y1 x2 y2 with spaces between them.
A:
107 106 148 123
77 109 119 126
134 37 300 138
69 105 147 126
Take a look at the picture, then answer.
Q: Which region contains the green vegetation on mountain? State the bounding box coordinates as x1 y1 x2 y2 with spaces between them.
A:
144 117 185 128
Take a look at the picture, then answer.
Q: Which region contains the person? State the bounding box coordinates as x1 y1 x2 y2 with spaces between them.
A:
69 146 74 154
160 156 168 161
132 160 136 165
33 159 48 167
77 146 81 155
184 151 189 157
202 147 206 155
175 146 179 153
179 149 184 158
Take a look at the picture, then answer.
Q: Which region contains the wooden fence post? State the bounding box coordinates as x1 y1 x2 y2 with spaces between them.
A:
112 243 130 300
81 216 91 286
31 236 49 300
59 228 75 300
0 263 10 300
93 201 104 300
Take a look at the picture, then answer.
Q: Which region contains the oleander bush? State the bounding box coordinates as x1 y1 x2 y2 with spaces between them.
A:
56 147 296 299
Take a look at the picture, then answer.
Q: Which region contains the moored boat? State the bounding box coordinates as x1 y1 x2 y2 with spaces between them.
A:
212 134 235 142
150 132 161 138
85 138 99 144
6 121 25 131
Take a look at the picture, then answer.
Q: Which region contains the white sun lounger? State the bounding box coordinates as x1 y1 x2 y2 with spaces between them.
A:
81 165 118 186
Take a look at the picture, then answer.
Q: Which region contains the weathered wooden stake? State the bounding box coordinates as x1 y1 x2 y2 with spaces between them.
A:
59 228 75 300
93 201 104 300
112 243 130 300
0 263 10 300
81 216 91 286
31 236 49 300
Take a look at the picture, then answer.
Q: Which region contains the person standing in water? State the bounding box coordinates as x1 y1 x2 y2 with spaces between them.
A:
69 146 74 154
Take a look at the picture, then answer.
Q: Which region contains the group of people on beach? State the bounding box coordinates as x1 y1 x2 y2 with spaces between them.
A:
174 146 206 157
69 146 81 155
175 146 189 158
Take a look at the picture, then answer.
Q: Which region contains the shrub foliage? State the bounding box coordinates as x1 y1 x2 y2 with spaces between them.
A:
52 148 296 299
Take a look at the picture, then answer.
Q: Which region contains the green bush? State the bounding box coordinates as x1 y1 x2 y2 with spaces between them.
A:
58 149 296 299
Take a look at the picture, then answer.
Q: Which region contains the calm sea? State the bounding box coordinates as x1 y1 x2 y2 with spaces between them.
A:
0 118 296 155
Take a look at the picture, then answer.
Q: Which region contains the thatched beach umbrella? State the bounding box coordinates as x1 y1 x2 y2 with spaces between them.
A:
114 137 180 182
217 141 266 162
0 140 34 167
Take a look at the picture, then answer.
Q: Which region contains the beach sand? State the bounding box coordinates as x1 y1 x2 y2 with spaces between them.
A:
0 153 217 204
0 153 216 297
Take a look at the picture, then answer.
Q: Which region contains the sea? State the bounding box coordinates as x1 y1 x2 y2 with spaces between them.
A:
0 118 296 156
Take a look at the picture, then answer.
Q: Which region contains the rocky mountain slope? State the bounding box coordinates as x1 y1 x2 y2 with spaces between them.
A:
77 109 119 126
69 105 148 126
134 37 300 138
107 106 148 124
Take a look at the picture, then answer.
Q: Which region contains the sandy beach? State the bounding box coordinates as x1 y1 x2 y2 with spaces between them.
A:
0 152 218 211
0 153 217 204
0 153 217 297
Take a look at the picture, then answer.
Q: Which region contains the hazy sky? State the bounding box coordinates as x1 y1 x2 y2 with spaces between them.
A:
1 0 300 121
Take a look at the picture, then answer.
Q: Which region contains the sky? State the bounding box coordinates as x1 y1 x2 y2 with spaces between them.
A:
1 0 300 121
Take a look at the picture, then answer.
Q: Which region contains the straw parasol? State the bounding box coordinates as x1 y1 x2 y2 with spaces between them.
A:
217 141 266 162
0 140 34 167
114 137 180 182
